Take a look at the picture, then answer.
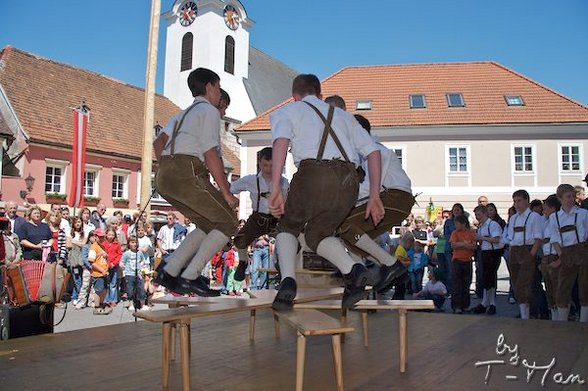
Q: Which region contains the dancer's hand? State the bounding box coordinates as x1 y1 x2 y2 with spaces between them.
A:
223 192 239 210
270 191 285 218
365 196 385 227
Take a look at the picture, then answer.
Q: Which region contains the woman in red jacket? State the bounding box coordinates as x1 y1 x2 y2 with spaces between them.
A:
102 228 122 306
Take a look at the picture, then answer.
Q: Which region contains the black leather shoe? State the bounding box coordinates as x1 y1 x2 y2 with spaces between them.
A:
342 264 369 308
176 276 221 297
234 261 248 281
373 262 408 293
472 304 486 314
486 305 496 315
272 277 297 311
154 269 179 292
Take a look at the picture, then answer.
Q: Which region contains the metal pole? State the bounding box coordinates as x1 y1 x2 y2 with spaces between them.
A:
140 0 161 217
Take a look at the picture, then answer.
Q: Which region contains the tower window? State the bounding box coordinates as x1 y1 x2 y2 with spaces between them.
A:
224 36 235 74
180 32 193 72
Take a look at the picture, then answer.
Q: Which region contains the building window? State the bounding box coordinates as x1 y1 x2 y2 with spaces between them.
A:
356 100 372 110
505 95 524 106
224 36 235 74
45 166 63 193
514 146 534 172
446 93 465 107
180 32 193 72
560 145 581 172
409 94 426 109
448 146 468 173
84 171 97 196
112 173 128 199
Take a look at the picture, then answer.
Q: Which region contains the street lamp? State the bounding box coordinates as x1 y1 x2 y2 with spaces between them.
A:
19 173 35 200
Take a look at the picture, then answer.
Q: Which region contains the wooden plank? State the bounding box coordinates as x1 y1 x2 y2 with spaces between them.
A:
295 299 435 310
274 309 354 336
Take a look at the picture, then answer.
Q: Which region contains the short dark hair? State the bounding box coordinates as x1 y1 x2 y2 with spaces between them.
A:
544 194 561 210
220 88 230 106
292 74 321 97
187 68 220 97
354 114 371 133
325 95 346 110
512 189 530 201
454 215 469 226
257 147 272 161
473 205 488 214
530 199 543 210
556 184 575 198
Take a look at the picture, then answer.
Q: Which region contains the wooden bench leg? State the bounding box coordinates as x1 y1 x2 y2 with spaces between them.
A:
361 310 369 347
340 308 348 344
180 321 191 391
170 322 177 362
331 334 344 391
296 331 306 391
398 309 407 373
187 320 192 357
162 322 171 389
250 309 256 341
273 311 280 338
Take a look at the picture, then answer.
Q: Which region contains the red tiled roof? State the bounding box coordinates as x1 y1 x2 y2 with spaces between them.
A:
0 46 240 175
237 61 588 131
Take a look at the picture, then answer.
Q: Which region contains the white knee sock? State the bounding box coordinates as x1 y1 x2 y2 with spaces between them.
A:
481 289 489 307
557 306 570 322
354 234 397 266
580 306 588 323
237 248 249 266
181 230 230 280
276 232 299 281
488 288 496 306
519 303 530 319
347 250 366 265
316 237 356 275
163 228 207 276
550 308 559 321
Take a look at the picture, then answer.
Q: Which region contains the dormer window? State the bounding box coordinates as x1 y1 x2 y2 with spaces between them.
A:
356 100 372 110
409 94 426 109
446 93 465 107
505 95 524 106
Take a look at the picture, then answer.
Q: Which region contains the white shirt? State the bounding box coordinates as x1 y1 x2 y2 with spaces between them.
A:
157 224 181 251
230 173 289 214
548 206 588 247
423 280 447 296
506 208 543 246
357 142 412 204
83 222 96 237
161 96 221 160
541 216 556 256
477 218 505 251
60 218 71 235
270 95 377 166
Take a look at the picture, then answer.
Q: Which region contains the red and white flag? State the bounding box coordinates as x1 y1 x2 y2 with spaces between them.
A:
68 105 89 208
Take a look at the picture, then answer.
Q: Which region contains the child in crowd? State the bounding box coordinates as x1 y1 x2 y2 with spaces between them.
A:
75 231 95 309
224 245 243 296
102 228 122 306
137 225 154 269
120 236 150 311
391 232 414 299
449 215 476 314
416 267 447 311
88 229 111 315
408 241 429 294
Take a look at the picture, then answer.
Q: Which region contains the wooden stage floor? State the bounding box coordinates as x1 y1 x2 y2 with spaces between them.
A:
0 309 586 390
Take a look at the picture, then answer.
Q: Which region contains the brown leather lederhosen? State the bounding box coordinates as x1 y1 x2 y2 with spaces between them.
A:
509 213 535 304
233 175 279 249
155 102 237 237
554 212 588 307
278 102 359 251
540 236 559 308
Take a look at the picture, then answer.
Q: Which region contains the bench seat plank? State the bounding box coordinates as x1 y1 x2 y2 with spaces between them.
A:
275 309 354 336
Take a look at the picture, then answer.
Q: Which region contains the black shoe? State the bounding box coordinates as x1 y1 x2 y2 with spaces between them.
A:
373 262 408 293
342 264 369 308
272 277 297 311
487 305 496 315
176 276 221 297
154 269 179 292
472 304 486 314
234 261 248 281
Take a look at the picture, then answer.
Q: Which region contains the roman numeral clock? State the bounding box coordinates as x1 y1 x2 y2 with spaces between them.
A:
179 1 198 26
224 4 241 30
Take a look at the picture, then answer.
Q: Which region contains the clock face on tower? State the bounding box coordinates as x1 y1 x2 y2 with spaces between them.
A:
179 1 198 27
224 5 240 30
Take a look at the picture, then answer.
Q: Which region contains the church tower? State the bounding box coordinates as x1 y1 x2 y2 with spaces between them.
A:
162 0 256 122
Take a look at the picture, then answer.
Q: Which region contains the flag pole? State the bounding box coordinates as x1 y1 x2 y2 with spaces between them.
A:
140 0 161 218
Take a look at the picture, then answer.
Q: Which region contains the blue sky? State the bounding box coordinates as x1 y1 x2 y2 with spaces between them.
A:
1 0 587 104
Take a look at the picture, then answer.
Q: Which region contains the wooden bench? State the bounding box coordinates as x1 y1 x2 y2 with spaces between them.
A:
274 309 354 391
293 299 435 373
135 288 344 390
